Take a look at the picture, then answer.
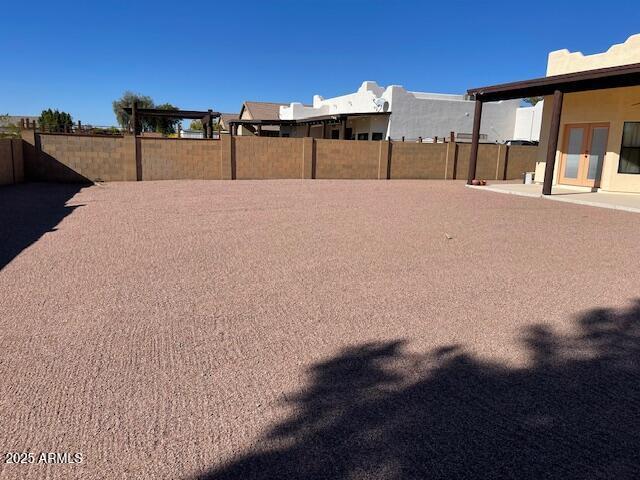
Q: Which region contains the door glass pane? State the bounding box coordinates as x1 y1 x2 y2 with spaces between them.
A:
587 127 608 180
564 127 584 179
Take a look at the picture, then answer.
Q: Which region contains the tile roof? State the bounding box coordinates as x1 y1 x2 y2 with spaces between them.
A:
219 112 239 128
241 101 288 121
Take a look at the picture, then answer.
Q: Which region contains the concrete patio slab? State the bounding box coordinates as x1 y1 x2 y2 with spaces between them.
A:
469 182 640 213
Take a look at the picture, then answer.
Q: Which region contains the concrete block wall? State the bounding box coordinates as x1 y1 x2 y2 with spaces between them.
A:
234 136 304 179
315 139 380 179
456 144 517 182
26 133 134 182
0 139 23 185
140 138 223 180
505 146 539 180
11 130 538 184
391 143 448 179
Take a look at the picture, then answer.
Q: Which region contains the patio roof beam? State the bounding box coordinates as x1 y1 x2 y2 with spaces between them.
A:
467 61 640 102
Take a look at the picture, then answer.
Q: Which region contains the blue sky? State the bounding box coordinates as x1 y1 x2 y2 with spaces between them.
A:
2 0 639 125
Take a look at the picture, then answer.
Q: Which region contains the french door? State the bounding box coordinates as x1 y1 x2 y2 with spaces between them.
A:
559 123 609 187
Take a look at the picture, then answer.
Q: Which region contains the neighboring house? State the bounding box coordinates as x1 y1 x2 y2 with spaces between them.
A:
467 33 640 194
237 101 288 136
277 81 538 143
217 113 239 133
512 101 544 142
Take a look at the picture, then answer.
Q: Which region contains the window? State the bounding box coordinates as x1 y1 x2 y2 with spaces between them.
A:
371 132 384 141
357 133 369 141
619 122 640 174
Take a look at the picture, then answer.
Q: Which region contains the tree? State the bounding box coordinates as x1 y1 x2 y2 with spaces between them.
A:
0 114 21 138
150 103 180 135
112 92 180 135
523 96 543 106
112 91 154 130
38 109 73 132
189 119 204 131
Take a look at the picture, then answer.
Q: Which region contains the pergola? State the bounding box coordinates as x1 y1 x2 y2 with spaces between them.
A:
122 103 221 138
466 62 640 194
227 112 391 138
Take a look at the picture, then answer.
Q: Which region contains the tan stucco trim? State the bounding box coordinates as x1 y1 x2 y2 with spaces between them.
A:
536 86 640 193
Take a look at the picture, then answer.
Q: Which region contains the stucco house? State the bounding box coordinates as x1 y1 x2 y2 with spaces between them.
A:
217 113 239 134
467 33 640 194
237 101 288 137
230 81 540 143
280 81 533 143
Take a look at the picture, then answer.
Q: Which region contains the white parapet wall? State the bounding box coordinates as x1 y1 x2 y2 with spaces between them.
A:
280 81 535 143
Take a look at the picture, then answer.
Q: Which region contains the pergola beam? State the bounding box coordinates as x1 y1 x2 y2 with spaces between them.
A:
122 107 220 120
122 106 220 138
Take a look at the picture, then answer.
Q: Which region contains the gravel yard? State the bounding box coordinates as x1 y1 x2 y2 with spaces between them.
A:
1 179 639 479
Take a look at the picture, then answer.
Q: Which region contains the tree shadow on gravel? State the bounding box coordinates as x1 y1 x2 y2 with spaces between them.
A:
0 183 84 270
197 300 640 479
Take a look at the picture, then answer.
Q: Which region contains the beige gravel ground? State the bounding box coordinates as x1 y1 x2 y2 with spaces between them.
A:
1 180 639 479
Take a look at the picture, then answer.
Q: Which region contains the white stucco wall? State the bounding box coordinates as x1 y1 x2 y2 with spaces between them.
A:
385 85 520 142
512 101 544 141
281 81 527 143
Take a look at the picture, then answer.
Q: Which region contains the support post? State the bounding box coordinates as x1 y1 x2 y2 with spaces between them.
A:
131 101 138 135
230 135 236 180
322 121 327 139
205 117 212 139
257 124 262 137
305 123 311 137
135 136 142 181
543 90 564 195
467 99 483 184
339 117 346 139
207 110 214 139
130 102 141 181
